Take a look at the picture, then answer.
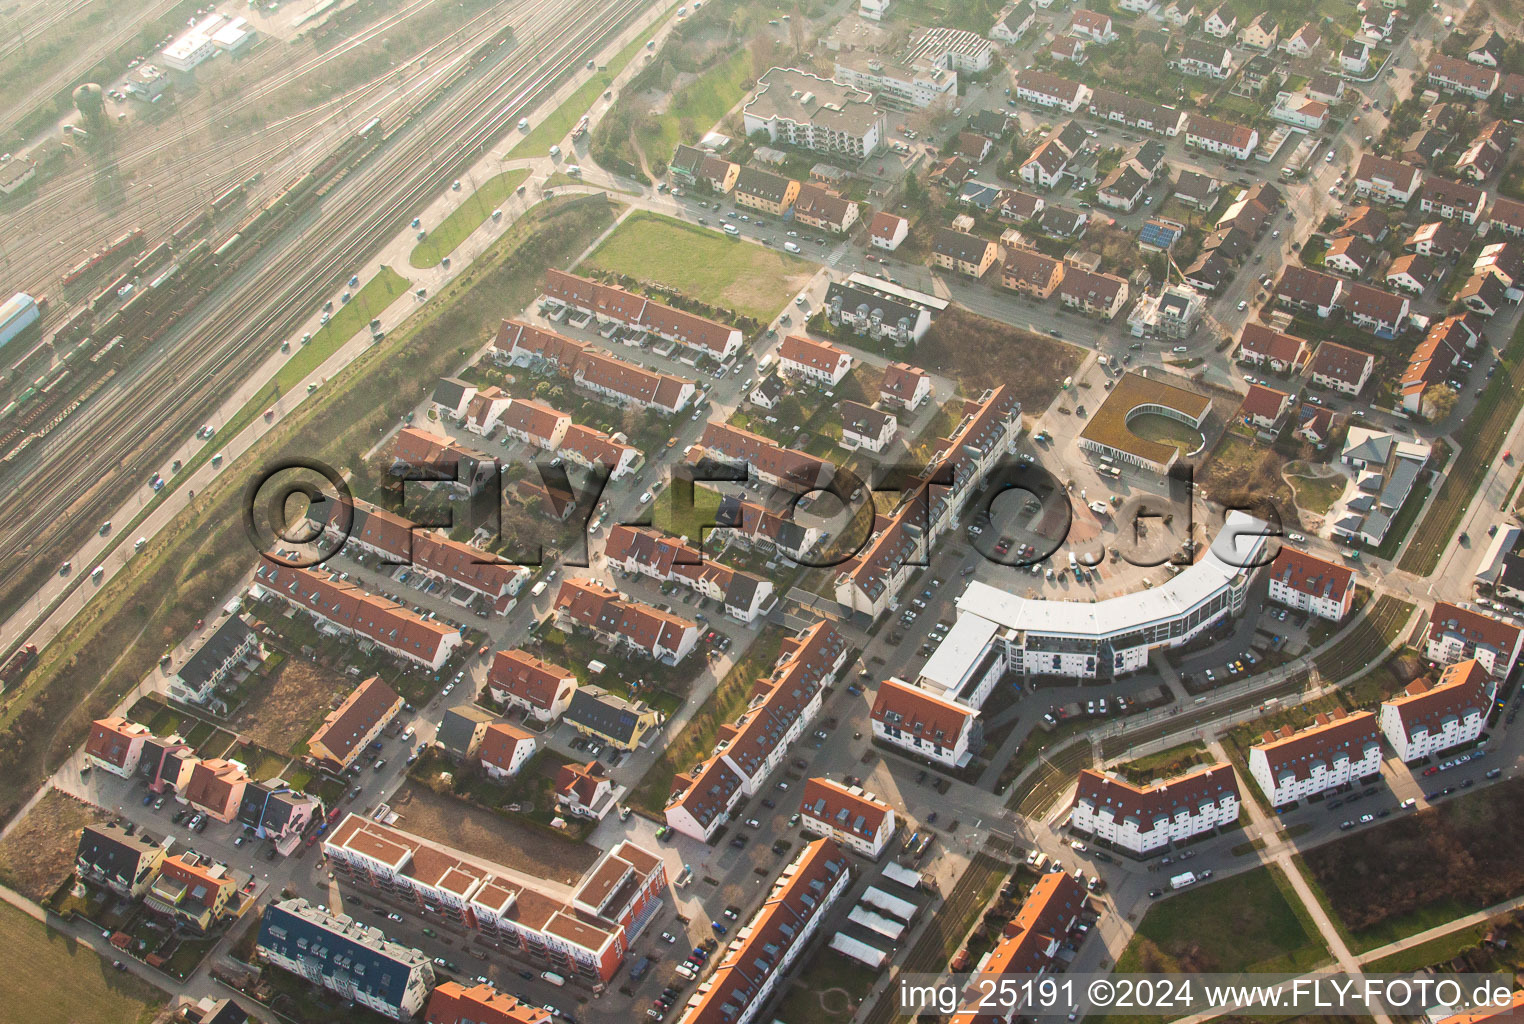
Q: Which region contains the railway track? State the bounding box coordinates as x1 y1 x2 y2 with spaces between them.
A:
0 0 651 617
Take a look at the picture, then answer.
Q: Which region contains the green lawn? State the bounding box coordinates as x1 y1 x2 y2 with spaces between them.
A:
1364 923 1489 972
1114 864 1330 975
581 209 814 322
410 169 531 268
1287 471 1347 516
1128 413 1205 456
0 901 162 1024
653 482 726 543
633 49 753 167
509 9 676 159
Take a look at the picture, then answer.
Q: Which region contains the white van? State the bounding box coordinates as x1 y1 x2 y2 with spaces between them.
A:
723 223 740 236
548 144 561 159
783 241 800 253
517 118 529 131
134 537 147 553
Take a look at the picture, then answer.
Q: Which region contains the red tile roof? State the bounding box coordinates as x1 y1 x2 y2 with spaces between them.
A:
258 565 459 663
949 871 1087 1024
1240 323 1309 365
1252 708 1379 784
697 421 833 490
799 777 892 841
1428 602 1523 654
426 982 551 1024
487 649 576 712
1355 153 1423 193
553 579 695 659
1074 762 1238 827
85 717 150 769
183 759 248 816
309 676 403 768
478 723 536 773
543 269 739 356
1384 659 1493 739
871 677 976 748
1267 547 1353 602
880 361 929 402
556 760 609 808
1187 113 1255 150
868 211 906 242
1308 340 1374 386
778 334 850 374
498 399 569 444
1240 383 1289 422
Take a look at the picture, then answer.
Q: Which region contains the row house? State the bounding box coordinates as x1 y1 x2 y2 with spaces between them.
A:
1424 601 1524 678
488 649 578 722
389 428 495 496
307 676 404 774
1266 547 1355 621
323 499 528 614
85 717 154 777
237 783 323 854
834 387 1020 619
76 822 166 899
541 269 742 362
1333 204 1390 244
553 579 698 664
426 983 552 1024
1380 659 1494 764
713 494 823 564
325 816 666 983
674 841 850 1024
1087 88 1188 135
664 623 848 841
602 525 775 622
498 398 570 452
559 423 641 481
1238 323 1309 373
1013 69 1092 112
1490 196 1524 238
1399 313 1479 416
1184 114 1258 160
1427 54 1499 99
798 777 897 858
778 334 854 386
170 615 259 708
147 849 238 932
823 280 932 345
1419 178 1488 225
495 319 696 414
1248 709 1382 807
462 386 512 436
1069 763 1240 854
695 421 834 491
255 565 462 669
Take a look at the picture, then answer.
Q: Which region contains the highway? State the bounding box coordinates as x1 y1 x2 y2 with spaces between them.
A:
0 0 656 635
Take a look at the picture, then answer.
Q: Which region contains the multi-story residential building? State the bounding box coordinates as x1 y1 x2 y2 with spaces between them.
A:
871 676 982 767
1177 39 1232 78
1203 4 1236 36
1400 313 1476 415
487 649 577 722
668 145 740 193
307 676 404 774
1424 601 1524 678
1247 709 1382 807
1266 547 1355 620
1087 88 1187 135
1058 266 1129 318
85 716 154 776
145 849 238 931
1342 282 1411 338
436 705 497 761
1000 249 1066 298
744 68 886 157
674 840 851 1024
138 734 199 795
257 899 436 1020
713 495 823 564
1275 266 1344 317
832 52 956 111
236 783 322 854
171 616 259 707
1184 114 1258 159
791 183 860 233
733 167 801 215
1420 178 1488 225
1069 763 1240 854
835 387 1021 618
1240 383 1291 431
76 822 166 898
948 872 1088 1023
1380 659 1495 763
425 982 551 1024
326 817 667 981
553 580 698 664
823 281 932 344
929 228 999 277
665 622 848 840
798 777 897 858
254 565 463 669
778 334 854 385
389 427 497 496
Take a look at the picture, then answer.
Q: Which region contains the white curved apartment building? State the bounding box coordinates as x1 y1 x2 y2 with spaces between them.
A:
919 511 1268 687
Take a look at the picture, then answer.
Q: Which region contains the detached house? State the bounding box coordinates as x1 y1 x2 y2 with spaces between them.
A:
1419 178 1488 225
1058 266 1129 319
1178 39 1233 79
880 362 932 410
1239 13 1279 50
1354 154 1423 204
1386 253 1441 296
1274 266 1343 317
86 717 153 777
1068 8 1116 42
1240 383 1292 431
840 401 898 453
77 822 165 898
1342 282 1410 338
1202 5 1236 37
1323 235 1378 278
869 211 909 250
1279 22 1320 57
1306 341 1375 395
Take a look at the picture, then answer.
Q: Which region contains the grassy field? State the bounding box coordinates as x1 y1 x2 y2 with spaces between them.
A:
653 482 726 543
508 9 675 158
0 901 162 1024
1297 778 1524 952
0 196 621 836
581 210 813 322
230 658 350 756
917 305 1086 410
0 789 107 902
632 49 752 167
409 168 531 268
1114 864 1329 975
1400 313 1524 573
774 951 879 1024
628 628 784 814
1287 469 1347 516
1364 922 1489 972
1129 413 1206 456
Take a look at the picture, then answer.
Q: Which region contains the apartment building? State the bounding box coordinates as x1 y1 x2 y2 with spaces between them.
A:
929 228 1000 278
778 334 854 385
1247 709 1382 807
1265 547 1355 621
1424 601 1524 678
1069 763 1240 854
744 67 886 157
798 777 898 858
1380 659 1495 763
307 676 405 774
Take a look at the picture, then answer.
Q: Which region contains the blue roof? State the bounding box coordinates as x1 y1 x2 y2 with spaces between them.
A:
1139 220 1183 248
257 901 427 1013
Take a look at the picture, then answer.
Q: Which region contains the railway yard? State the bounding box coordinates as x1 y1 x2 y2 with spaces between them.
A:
6 0 1524 1021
